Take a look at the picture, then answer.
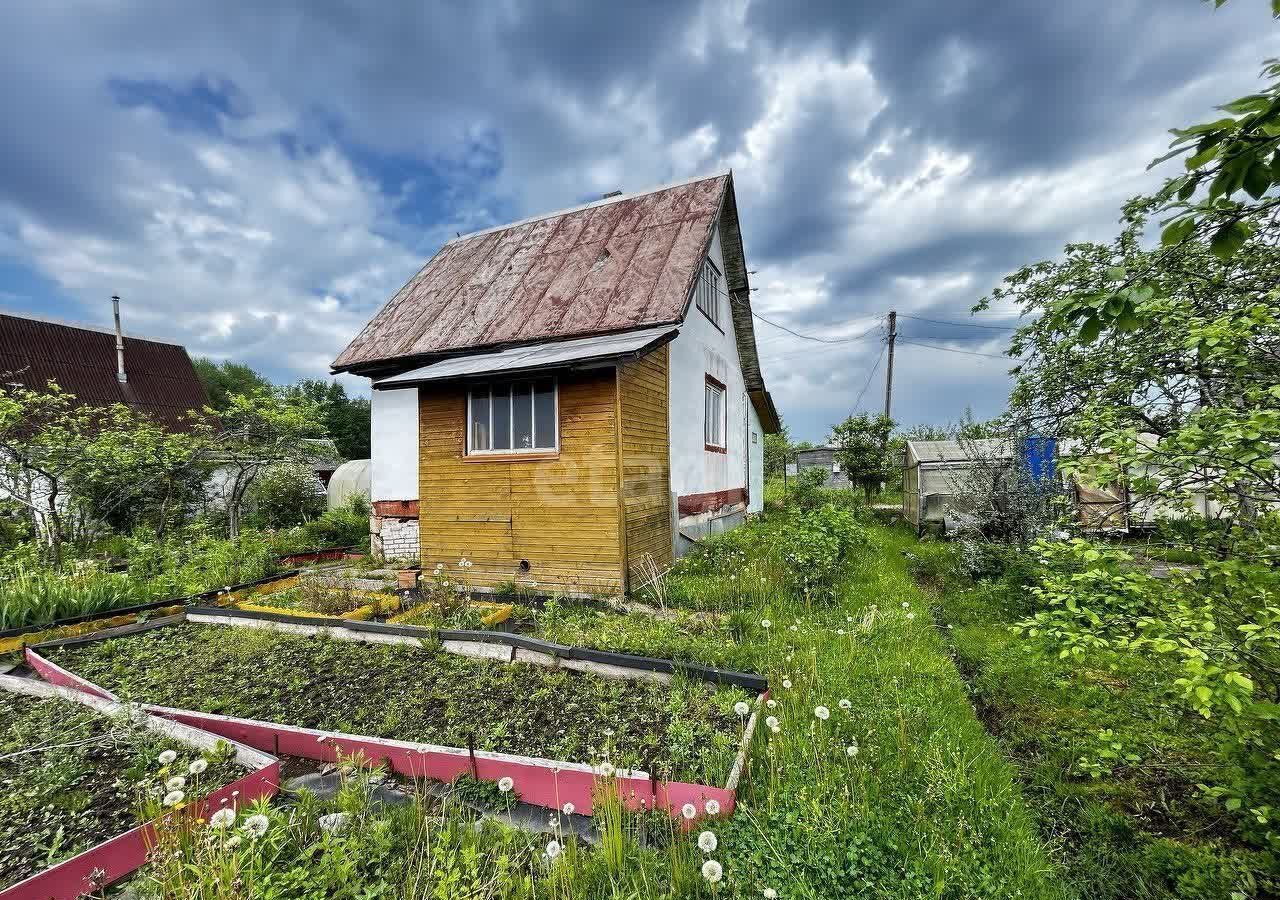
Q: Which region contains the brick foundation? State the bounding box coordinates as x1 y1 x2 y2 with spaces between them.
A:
370 514 419 562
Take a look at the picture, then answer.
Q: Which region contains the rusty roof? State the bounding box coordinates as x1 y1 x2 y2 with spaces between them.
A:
0 312 209 431
333 174 732 373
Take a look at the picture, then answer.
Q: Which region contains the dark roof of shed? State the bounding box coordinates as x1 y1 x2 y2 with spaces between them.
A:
0 312 209 431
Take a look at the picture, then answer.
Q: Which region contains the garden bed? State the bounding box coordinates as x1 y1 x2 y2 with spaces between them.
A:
36 620 755 793
0 675 277 900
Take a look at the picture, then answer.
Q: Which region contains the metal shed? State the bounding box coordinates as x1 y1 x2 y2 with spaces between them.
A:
902 439 1014 530
793 447 852 489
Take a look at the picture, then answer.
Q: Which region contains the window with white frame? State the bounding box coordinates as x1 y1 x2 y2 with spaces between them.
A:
694 258 722 328
704 377 726 449
467 378 558 454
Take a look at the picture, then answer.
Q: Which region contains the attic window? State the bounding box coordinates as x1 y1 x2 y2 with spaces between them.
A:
695 258 722 328
467 378 558 455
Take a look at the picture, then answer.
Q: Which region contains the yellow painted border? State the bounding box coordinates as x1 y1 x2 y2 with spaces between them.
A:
386 601 513 627
0 604 187 655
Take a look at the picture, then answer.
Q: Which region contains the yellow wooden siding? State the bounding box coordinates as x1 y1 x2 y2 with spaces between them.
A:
617 345 673 585
418 373 624 593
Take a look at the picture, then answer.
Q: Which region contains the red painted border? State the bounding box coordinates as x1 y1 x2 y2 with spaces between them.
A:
0 678 278 900
26 649 739 823
373 499 419 518
678 487 748 516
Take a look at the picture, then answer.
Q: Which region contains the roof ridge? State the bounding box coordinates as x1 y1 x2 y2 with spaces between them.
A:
0 308 182 348
446 171 730 245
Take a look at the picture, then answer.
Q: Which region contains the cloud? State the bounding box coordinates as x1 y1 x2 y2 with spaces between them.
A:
0 0 1274 439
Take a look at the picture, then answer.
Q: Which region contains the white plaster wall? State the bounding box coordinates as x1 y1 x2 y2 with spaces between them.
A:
371 387 419 502
668 226 751 506
748 402 764 513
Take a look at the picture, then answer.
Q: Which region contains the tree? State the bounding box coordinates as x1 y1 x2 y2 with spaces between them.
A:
763 421 792 478
284 379 371 460
830 413 896 501
205 390 326 538
0 384 209 563
193 358 273 413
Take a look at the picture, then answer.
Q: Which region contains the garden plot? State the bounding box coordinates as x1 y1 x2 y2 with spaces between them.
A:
236 574 403 620
40 623 753 791
0 676 276 900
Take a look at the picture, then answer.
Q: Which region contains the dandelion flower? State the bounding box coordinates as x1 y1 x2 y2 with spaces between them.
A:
596 761 616 778
165 776 186 791
814 706 830 721
162 790 185 807
902 602 910 609
701 860 723 883
704 798 720 815
764 889 778 899
906 612 915 620
681 803 697 820
318 812 349 833
562 802 575 815
838 699 852 711
782 679 792 689
769 724 780 735
847 745 859 758
209 808 236 829
765 716 779 729
734 701 750 717
225 835 241 849
546 839 562 860
698 830 718 853
760 619 771 629
188 759 208 775
497 776 515 793
157 750 177 765
765 698 776 709
242 814 269 838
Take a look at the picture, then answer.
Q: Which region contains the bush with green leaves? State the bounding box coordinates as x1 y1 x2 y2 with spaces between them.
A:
1015 533 1280 853
775 503 867 601
246 461 326 529
122 525 278 598
271 494 371 554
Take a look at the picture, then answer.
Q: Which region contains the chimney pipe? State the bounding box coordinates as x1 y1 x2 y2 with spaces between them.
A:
111 295 127 383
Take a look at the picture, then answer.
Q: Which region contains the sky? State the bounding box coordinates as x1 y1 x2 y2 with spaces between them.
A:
0 1 1274 442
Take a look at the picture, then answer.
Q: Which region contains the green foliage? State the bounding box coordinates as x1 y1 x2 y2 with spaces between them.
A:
0 543 151 630
763 421 792 478
122 525 279 599
774 503 867 601
192 357 272 412
246 461 326 529
271 494 371 554
830 413 896 500
283 378 372 460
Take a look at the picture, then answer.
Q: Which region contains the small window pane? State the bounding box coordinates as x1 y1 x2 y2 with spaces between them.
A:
470 390 490 451
534 379 556 449
513 383 534 450
491 385 512 450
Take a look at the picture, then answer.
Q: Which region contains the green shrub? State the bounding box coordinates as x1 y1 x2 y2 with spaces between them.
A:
272 495 370 554
247 461 327 529
775 503 867 601
123 525 278 597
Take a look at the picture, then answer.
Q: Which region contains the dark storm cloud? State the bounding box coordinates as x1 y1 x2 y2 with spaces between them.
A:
0 0 1274 439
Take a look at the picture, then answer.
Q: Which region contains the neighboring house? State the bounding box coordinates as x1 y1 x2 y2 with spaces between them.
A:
902 439 1014 530
793 446 852 489
0 309 208 430
332 172 781 592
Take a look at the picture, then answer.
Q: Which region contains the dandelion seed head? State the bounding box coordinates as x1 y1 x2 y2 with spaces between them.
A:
162 790 185 807
681 803 697 820
765 716 779 729
698 830 718 853
188 759 208 775
497 777 515 793
562 802 575 815
704 799 720 815
814 706 830 721
157 750 177 765
701 860 723 883
838 699 852 710
764 889 778 899
165 776 186 792
734 701 750 717
209 808 236 829
242 814 269 838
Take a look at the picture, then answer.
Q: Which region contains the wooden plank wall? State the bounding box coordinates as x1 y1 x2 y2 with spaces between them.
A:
418 372 624 593
617 345 674 586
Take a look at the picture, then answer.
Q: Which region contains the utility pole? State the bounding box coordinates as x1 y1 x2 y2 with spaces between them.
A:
883 310 897 420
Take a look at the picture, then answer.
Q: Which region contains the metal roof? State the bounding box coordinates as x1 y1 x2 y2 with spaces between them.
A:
905 439 1013 464
374 326 677 388
332 174 728 373
0 312 208 431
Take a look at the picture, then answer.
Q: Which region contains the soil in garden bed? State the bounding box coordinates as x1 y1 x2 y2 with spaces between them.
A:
245 581 403 618
0 691 243 890
46 625 749 784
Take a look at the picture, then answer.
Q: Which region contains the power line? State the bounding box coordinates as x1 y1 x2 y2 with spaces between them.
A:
897 338 1021 361
898 313 1020 331
852 346 886 411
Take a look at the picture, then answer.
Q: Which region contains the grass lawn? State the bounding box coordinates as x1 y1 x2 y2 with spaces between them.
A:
908 534 1279 899
0 690 242 890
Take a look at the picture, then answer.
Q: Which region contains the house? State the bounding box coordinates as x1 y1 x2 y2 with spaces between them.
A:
793 446 852 489
902 439 1014 531
0 308 208 430
332 172 781 592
